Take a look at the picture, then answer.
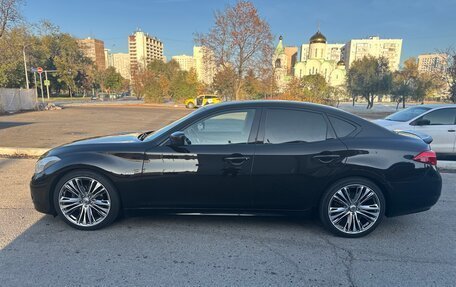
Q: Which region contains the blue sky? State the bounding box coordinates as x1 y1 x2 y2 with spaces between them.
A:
22 0 456 65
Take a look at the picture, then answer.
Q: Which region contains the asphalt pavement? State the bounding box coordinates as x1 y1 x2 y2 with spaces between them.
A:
0 158 455 286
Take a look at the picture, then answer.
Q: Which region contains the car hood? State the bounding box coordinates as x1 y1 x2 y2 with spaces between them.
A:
64 132 143 146
42 132 145 158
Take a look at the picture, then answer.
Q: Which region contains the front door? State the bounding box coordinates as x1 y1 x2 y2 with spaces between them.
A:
139 109 259 209
413 108 456 154
251 108 347 211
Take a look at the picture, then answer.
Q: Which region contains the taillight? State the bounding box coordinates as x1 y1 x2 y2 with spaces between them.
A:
413 150 437 166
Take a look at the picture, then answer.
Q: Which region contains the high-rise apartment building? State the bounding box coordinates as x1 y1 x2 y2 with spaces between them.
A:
345 36 402 71
77 37 106 70
193 46 216 85
128 30 164 77
417 53 448 74
172 55 194 71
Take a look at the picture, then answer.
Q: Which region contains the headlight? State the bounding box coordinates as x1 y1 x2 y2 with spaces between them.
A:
35 156 61 174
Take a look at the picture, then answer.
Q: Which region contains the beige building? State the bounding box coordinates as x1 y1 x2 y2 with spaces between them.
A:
345 36 402 71
418 53 448 74
112 53 131 80
128 30 164 77
294 31 346 87
193 46 216 85
172 55 194 71
300 43 344 62
77 37 106 70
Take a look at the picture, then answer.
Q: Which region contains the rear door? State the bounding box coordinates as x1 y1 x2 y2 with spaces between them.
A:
251 108 348 211
413 108 456 154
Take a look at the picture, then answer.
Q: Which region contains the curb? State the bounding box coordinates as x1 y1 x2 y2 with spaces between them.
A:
437 160 456 171
0 147 49 158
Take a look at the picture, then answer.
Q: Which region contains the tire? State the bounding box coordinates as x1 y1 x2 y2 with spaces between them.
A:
319 177 385 238
186 102 195 109
53 170 120 230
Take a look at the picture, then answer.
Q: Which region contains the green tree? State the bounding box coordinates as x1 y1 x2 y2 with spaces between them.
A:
100 67 124 93
347 56 392 109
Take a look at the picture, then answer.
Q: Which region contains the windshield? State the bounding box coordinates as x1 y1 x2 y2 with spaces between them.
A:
143 108 206 142
385 106 432 122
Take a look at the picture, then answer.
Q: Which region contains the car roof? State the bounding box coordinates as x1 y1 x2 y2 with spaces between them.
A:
202 100 362 120
414 104 456 109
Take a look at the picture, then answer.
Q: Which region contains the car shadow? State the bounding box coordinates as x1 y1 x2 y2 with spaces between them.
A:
0 121 33 130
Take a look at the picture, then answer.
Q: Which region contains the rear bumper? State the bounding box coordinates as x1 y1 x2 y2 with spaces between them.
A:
30 173 55 215
386 167 442 217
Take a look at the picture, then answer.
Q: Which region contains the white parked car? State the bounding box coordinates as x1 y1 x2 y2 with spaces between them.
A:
373 104 456 158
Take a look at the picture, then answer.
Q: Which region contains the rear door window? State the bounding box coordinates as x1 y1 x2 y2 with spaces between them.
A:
263 109 328 144
329 116 357 137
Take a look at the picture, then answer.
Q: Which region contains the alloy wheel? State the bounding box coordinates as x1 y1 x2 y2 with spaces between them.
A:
328 184 381 235
58 176 111 227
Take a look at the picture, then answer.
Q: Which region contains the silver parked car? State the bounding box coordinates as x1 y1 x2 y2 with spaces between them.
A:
373 104 456 158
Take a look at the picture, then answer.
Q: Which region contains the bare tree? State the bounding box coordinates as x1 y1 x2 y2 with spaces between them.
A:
0 0 23 39
196 0 273 100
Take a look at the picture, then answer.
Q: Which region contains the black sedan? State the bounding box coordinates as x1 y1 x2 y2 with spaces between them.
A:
30 101 442 237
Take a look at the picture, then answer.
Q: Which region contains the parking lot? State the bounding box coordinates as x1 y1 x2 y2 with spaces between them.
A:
0 104 190 148
0 157 455 286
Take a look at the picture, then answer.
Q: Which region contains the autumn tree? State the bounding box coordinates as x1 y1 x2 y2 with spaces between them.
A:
196 0 273 100
0 0 23 39
281 74 334 105
347 56 392 109
212 66 237 100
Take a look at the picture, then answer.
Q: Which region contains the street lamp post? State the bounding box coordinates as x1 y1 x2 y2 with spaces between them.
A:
22 44 32 89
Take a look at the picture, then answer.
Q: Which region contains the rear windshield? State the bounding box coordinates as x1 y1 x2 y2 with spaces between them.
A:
385 106 431 122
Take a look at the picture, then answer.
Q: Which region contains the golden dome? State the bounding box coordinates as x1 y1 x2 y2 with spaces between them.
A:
309 31 327 44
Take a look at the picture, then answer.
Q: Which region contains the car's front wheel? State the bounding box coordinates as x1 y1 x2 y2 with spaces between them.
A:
319 178 385 238
186 102 195 109
53 170 120 230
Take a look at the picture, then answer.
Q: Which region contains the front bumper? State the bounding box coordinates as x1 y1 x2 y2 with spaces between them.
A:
30 173 56 215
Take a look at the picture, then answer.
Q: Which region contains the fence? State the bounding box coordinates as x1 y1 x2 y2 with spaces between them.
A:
0 88 36 114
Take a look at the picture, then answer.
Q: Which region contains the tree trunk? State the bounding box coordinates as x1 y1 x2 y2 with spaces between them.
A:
352 96 355 106
396 100 400 110
402 96 405 109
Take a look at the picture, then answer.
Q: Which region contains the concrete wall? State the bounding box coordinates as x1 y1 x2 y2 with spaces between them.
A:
0 88 36 114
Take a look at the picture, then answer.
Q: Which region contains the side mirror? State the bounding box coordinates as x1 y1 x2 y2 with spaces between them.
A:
414 119 431 126
169 131 187 146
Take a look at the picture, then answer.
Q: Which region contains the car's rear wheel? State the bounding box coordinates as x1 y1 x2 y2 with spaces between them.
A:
186 102 195 109
53 170 120 230
319 178 385 238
